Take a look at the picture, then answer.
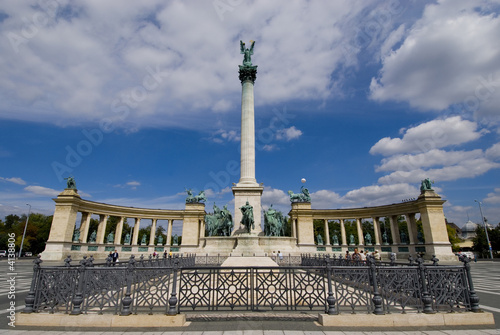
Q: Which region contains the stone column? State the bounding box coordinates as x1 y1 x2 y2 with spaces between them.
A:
292 219 297 238
42 188 81 260
96 214 108 244
372 217 382 246
356 218 364 246
389 215 400 244
132 218 141 245
238 70 258 186
406 213 418 245
324 219 330 245
79 212 92 243
232 64 263 235
290 202 314 246
149 219 157 246
340 219 347 246
199 219 205 239
182 202 205 247
166 220 172 246
114 216 125 245
417 190 454 260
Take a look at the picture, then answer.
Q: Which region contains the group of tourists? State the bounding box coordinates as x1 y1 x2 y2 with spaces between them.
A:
344 248 380 261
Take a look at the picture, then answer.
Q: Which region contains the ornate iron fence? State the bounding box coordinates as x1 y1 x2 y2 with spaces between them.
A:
23 254 480 316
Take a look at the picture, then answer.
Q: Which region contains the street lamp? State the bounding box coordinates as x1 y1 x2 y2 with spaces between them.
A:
19 203 31 258
474 200 493 260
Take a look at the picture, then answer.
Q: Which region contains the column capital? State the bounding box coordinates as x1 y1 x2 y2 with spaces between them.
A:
239 65 257 84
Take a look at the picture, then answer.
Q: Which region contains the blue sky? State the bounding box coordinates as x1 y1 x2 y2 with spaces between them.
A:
1 0 500 232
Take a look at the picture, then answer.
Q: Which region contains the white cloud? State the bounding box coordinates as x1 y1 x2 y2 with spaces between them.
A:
342 183 419 207
370 0 500 118
276 126 303 141
486 143 500 160
127 181 141 187
378 158 500 184
370 116 484 156
262 144 276 152
262 186 290 207
484 188 500 204
379 24 405 61
0 177 26 185
212 99 232 113
0 1 373 131
212 129 240 143
114 181 141 189
24 185 60 197
310 190 343 209
376 149 484 172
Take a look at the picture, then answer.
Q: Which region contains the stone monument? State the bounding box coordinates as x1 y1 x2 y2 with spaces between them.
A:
232 40 264 235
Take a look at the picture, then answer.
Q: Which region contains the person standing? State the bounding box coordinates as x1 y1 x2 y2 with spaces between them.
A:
112 249 119 265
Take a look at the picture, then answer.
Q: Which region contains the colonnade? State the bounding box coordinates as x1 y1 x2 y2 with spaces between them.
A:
314 213 419 247
289 189 456 260
41 188 205 260
77 213 177 247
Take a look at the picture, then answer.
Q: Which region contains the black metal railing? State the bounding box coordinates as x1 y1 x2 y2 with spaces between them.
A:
23 253 479 316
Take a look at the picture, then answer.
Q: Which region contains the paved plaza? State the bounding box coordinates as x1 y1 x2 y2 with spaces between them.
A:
1 259 499 334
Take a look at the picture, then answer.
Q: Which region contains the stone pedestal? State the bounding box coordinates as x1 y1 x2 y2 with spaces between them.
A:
181 202 205 247
417 190 456 261
232 185 264 235
230 234 265 256
289 202 315 246
41 189 81 260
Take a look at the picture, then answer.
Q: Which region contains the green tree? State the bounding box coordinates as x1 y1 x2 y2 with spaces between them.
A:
446 224 461 252
473 226 491 258
313 219 325 244
0 213 52 255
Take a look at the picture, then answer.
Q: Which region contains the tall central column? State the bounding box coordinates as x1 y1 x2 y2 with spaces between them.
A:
232 42 263 236
239 79 258 186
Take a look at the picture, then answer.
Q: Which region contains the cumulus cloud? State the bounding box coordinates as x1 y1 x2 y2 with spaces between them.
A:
486 143 500 160
212 129 240 143
370 116 484 156
262 186 289 207
0 177 26 185
24 185 60 197
378 158 500 184
0 1 373 131
376 149 484 172
484 188 500 204
342 183 419 207
276 126 303 141
114 181 141 189
310 190 343 209
370 0 500 118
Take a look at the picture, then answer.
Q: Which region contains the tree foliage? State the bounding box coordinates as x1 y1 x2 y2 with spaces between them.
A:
472 224 500 258
0 213 53 255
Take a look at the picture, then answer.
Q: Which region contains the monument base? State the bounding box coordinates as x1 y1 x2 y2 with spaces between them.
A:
231 234 265 256
221 256 278 267
232 185 264 236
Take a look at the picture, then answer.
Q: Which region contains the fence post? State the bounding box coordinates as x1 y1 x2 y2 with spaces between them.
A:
70 257 87 315
416 256 434 314
120 255 136 316
23 255 43 313
325 256 337 315
460 255 480 312
167 259 180 315
368 256 384 315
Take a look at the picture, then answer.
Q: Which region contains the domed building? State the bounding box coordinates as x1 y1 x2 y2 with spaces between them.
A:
461 220 479 239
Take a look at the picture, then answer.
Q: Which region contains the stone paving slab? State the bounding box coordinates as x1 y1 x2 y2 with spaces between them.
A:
2 331 500 334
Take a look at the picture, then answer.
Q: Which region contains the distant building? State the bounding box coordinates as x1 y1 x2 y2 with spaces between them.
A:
461 220 478 239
